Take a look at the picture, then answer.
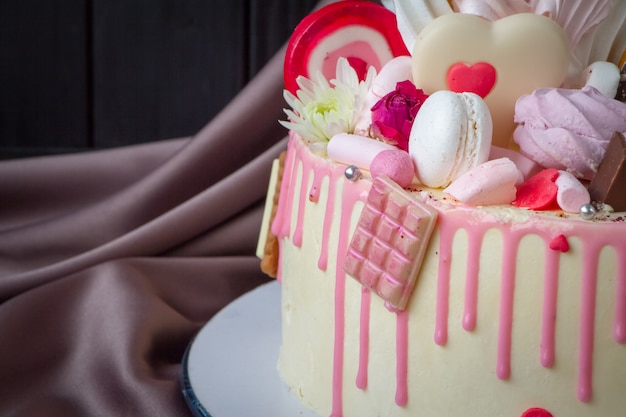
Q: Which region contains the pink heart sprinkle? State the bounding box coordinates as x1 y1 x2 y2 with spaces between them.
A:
549 234 570 252
447 62 497 98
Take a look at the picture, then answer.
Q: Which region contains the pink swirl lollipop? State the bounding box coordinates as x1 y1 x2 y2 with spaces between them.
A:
283 1 409 94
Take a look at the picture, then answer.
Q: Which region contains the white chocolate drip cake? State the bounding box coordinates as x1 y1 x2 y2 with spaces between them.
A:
256 1 626 417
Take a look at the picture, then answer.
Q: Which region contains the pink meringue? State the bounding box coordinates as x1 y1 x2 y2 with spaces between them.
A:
444 158 520 206
513 86 626 180
489 146 541 184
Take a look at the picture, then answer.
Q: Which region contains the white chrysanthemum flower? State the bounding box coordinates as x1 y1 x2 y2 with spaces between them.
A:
280 58 376 142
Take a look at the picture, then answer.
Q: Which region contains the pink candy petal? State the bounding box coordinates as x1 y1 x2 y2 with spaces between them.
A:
513 168 559 210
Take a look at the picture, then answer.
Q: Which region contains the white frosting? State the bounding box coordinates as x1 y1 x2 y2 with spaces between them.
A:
268 135 626 417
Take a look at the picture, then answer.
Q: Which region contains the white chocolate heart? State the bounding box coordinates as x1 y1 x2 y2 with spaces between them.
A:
412 13 570 149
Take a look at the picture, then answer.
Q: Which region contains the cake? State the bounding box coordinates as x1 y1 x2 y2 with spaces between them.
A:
256 1 626 416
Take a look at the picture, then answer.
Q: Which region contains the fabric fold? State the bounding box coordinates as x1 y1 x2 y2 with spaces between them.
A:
0 7 300 417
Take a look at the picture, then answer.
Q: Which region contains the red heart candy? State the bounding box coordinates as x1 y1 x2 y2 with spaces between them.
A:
513 168 560 210
283 1 409 94
447 62 497 98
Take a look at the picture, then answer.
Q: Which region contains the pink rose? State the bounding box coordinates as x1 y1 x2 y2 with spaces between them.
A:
370 80 428 151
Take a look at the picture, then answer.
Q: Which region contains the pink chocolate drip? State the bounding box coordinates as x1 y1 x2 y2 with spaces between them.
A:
541 244 560 368
317 166 345 271
271 135 297 241
463 231 484 331
293 156 316 247
496 230 521 380
357 288 371 390
318 168 340 271
395 310 409 407
434 219 454 346
331 244 346 417
276 135 626 415
615 254 626 344
309 167 323 203
331 173 368 417
578 241 600 403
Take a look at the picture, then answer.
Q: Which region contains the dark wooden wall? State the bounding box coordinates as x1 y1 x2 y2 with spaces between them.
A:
0 0 319 159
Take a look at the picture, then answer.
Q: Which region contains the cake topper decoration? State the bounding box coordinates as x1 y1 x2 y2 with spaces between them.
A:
411 13 569 148
283 0 408 95
343 175 437 311
393 0 615 88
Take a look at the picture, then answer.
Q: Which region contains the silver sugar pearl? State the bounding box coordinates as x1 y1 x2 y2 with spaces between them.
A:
344 165 361 181
579 203 597 220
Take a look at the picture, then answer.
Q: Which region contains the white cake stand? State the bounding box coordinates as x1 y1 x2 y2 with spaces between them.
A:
181 281 318 417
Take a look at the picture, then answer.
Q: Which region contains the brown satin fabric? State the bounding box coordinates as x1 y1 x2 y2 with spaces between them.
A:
0 32 289 417
0 0 349 413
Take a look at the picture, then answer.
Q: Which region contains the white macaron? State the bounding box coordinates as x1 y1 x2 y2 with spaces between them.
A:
409 90 493 188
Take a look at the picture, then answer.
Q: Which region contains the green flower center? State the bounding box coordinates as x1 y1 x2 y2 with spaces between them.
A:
308 97 338 116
